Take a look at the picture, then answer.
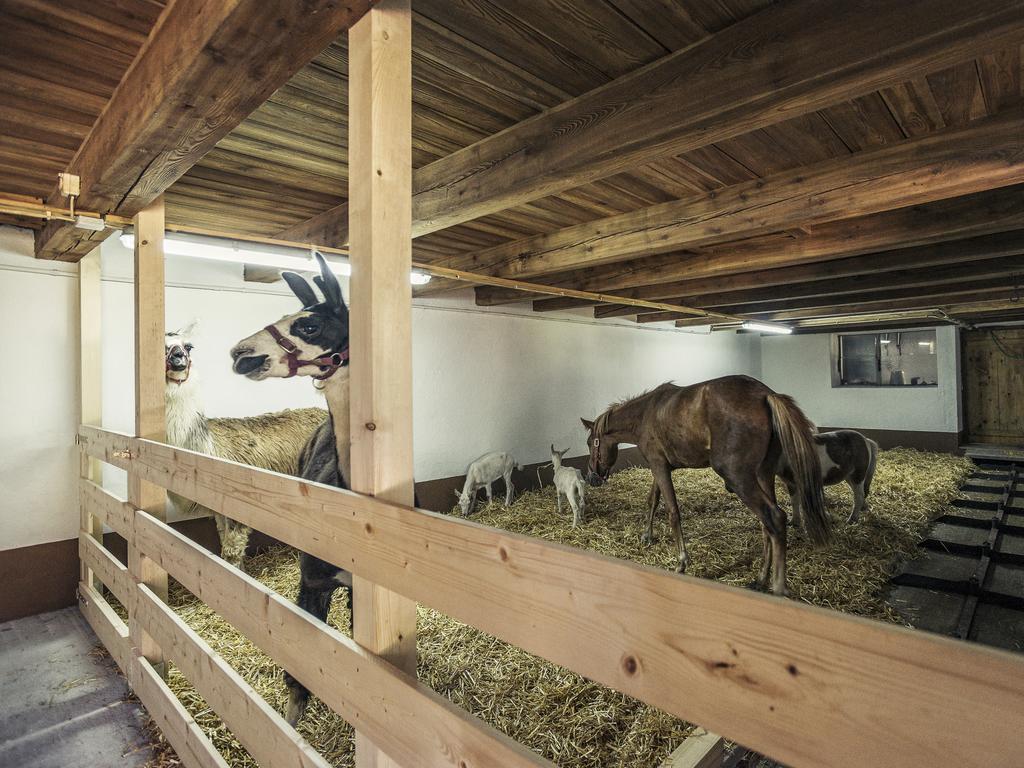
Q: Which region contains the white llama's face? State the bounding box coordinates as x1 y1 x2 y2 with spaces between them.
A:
165 321 197 384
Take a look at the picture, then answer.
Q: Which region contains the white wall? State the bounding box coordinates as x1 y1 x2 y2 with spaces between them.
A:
760 327 962 434
411 293 762 479
0 228 80 551
1 225 761 551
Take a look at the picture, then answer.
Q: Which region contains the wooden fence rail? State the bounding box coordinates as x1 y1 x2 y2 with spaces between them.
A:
79 475 548 768
78 425 1024 768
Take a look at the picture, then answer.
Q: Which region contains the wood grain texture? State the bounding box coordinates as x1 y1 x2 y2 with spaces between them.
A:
33 0 377 260
136 585 334 768
134 511 551 768
129 197 168 674
348 5 417 765
406 0 1024 235
78 581 230 768
435 110 1024 279
271 1 1024 254
80 426 1024 768
659 729 723 768
593 249 1024 318
963 328 1024 444
474 186 1024 303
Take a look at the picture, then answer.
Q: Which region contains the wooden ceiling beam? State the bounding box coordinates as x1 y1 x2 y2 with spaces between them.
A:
476 186 1024 306
587 233 1024 317
279 0 1024 249
668 293 1024 327
34 0 377 261
700 276 1017 317
436 110 1024 280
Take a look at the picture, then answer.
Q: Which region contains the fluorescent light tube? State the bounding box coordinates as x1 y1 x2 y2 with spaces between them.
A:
741 320 793 335
118 232 430 285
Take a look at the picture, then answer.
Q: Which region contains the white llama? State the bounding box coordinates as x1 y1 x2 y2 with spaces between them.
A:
164 321 327 566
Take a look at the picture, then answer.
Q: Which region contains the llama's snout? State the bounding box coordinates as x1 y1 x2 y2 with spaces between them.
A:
167 351 188 371
230 344 269 376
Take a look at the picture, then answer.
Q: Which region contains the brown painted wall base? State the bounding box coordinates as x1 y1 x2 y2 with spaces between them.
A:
817 427 961 454
0 517 220 624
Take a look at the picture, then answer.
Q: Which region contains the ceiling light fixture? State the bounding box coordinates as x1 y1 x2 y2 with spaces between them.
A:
741 320 793 335
118 232 431 286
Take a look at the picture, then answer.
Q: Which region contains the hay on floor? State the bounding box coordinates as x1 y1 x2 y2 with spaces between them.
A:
142 448 970 767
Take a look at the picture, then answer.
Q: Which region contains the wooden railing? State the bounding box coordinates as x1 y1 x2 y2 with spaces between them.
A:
78 424 1024 768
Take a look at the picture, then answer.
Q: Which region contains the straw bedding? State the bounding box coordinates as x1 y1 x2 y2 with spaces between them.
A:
139 447 970 767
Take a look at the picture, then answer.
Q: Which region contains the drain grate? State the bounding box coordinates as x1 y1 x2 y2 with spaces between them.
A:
890 460 1024 651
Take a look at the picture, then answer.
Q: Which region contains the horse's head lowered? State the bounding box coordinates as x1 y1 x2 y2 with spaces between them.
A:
230 252 350 382
165 320 198 385
580 414 618 487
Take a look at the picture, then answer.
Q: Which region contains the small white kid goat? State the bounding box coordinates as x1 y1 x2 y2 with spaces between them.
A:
551 444 586 527
454 451 521 516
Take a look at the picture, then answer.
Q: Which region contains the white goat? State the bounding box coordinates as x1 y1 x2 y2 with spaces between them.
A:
551 444 586 527
454 451 521 516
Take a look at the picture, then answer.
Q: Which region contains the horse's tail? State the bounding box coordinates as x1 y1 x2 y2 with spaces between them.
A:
766 393 831 546
864 438 880 498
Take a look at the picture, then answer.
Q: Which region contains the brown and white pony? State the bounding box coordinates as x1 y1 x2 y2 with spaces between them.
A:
582 376 831 596
780 429 878 526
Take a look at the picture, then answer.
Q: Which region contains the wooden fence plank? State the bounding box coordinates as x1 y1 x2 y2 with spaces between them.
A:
132 653 231 768
135 585 333 768
79 426 1024 768
660 729 724 768
79 534 132 608
80 478 133 539
79 581 130 672
132 511 551 768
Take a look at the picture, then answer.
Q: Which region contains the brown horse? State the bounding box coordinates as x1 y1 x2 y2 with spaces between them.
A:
581 375 830 595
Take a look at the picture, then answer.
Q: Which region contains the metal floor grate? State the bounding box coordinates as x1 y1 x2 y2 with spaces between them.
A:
890 459 1024 651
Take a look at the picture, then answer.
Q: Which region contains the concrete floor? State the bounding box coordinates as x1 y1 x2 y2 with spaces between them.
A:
0 607 156 768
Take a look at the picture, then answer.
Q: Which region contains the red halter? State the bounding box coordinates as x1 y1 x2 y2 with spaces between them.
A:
264 324 348 380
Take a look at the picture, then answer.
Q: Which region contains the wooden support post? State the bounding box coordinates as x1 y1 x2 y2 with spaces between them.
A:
79 249 103 588
128 196 169 676
348 2 416 766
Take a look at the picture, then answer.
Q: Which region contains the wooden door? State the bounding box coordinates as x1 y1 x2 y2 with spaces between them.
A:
964 328 1024 445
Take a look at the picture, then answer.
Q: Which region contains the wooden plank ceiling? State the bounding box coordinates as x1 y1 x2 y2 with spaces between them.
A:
2 0 1024 327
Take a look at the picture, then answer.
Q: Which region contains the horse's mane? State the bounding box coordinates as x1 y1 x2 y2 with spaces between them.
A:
609 381 677 409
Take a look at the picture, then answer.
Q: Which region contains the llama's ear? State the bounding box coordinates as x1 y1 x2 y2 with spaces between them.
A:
178 318 199 338
313 252 345 313
580 418 594 431
282 271 318 308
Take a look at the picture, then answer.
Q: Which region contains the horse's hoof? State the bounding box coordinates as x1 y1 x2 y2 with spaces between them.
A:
640 532 653 546
746 579 767 592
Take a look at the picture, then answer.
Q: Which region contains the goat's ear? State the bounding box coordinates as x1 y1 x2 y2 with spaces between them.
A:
453 489 462 499
282 271 318 308
550 443 555 454
313 252 346 314
580 418 594 431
